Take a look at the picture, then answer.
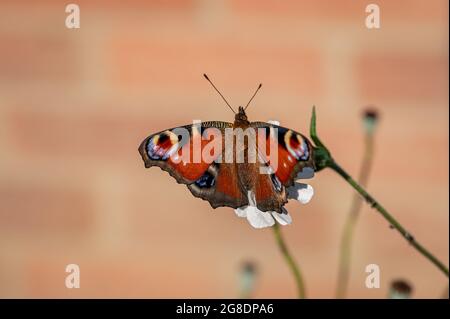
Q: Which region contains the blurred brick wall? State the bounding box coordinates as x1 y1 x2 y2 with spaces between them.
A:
0 0 448 298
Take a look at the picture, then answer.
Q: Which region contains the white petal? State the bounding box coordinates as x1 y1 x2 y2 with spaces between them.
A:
271 208 292 225
235 206 248 218
296 167 315 180
287 183 314 204
267 120 280 126
246 207 275 229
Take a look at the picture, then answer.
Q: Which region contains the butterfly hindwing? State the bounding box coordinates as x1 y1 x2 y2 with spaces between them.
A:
247 156 288 213
187 162 248 209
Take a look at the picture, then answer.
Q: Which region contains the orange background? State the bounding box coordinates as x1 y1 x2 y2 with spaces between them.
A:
0 0 448 298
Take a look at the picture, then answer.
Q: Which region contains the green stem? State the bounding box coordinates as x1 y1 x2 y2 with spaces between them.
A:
272 223 306 298
336 133 375 298
329 160 449 277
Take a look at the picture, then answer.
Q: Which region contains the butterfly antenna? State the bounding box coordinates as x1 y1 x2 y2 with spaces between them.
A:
244 83 262 110
203 74 236 114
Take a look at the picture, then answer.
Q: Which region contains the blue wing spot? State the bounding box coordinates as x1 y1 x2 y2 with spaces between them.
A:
195 171 216 188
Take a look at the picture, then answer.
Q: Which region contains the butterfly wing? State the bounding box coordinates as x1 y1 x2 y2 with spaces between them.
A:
138 121 248 209
250 121 315 212
251 121 315 186
187 162 248 209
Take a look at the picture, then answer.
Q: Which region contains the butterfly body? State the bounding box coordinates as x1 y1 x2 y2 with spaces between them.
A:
139 106 315 215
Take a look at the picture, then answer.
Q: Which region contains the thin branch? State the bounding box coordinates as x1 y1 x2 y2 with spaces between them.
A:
272 223 306 298
329 160 449 277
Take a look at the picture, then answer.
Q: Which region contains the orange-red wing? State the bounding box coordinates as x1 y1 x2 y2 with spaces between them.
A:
253 122 315 187
139 124 227 184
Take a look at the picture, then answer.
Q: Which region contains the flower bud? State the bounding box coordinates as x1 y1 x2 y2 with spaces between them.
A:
363 107 379 134
389 279 413 299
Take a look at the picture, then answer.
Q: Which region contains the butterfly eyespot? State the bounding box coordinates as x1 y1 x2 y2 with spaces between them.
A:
284 131 309 161
146 131 179 160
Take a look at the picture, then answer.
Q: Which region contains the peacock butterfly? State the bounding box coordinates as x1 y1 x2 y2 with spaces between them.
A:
138 75 315 228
